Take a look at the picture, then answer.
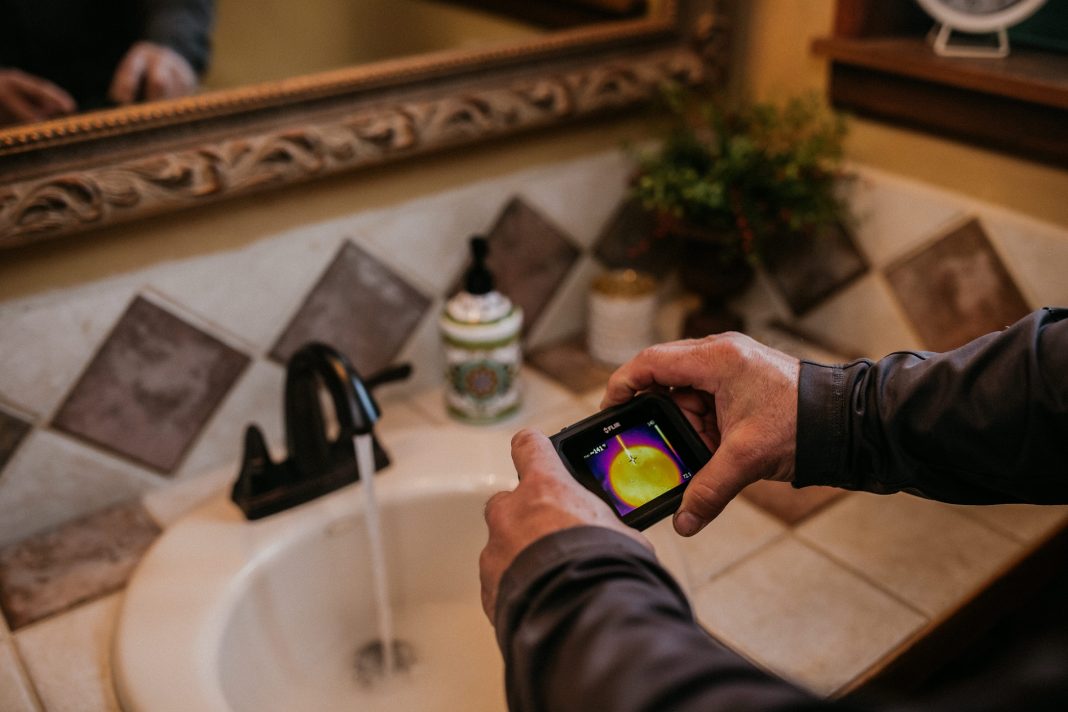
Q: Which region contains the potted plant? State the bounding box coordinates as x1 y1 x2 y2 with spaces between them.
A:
632 90 850 335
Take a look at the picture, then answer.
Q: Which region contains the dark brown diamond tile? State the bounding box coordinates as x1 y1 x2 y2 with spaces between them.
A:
885 219 1031 352
271 241 432 375
456 198 580 337
0 500 161 630
52 297 250 474
763 221 868 316
593 198 681 278
527 336 618 394
0 408 31 475
740 479 845 526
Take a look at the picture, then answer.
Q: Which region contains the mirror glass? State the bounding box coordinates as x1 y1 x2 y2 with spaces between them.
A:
0 0 654 128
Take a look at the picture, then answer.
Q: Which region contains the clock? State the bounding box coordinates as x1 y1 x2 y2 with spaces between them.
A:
915 0 1048 57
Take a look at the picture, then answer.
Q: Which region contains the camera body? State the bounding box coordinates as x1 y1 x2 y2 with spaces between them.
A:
550 393 712 530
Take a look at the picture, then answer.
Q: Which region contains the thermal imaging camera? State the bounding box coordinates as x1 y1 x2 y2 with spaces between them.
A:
549 393 712 530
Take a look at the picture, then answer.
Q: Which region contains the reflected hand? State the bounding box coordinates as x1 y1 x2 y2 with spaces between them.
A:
0 69 77 125
109 42 198 104
601 333 799 537
479 428 650 622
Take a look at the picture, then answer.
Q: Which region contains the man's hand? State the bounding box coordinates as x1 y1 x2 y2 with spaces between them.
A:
109 42 198 104
0 69 76 125
480 428 650 622
602 333 799 537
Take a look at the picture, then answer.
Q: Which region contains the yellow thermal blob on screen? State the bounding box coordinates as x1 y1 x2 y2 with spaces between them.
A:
609 445 683 508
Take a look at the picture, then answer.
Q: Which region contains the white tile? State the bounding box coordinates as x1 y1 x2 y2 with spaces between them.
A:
654 293 702 344
518 151 633 250
16 594 122 712
731 270 794 329
524 255 603 351
798 274 923 359
0 284 135 419
953 503 1068 545
173 360 285 479
983 213 1068 310
578 388 606 411
389 304 447 398
0 641 40 712
0 431 158 547
374 397 438 437
527 400 590 437
141 466 234 529
843 170 966 269
797 493 1022 618
643 517 692 594
693 537 926 697
677 498 786 586
147 222 346 354
359 183 514 297
407 368 574 431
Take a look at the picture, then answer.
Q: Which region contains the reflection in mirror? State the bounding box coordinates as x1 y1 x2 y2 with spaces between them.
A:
0 0 212 124
0 0 652 128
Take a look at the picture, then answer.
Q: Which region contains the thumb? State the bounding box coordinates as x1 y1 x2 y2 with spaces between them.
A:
674 439 752 536
510 428 569 482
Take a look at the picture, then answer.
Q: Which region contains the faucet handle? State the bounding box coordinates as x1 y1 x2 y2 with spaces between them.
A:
366 363 413 391
232 345 414 520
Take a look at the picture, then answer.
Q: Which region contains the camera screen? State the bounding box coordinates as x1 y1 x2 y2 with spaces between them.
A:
581 419 695 516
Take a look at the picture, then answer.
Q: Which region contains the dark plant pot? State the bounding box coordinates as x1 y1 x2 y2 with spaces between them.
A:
675 235 755 338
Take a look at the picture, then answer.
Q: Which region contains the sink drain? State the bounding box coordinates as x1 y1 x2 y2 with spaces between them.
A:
354 639 417 688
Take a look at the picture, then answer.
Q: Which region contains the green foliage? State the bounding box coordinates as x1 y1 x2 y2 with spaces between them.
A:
633 90 849 261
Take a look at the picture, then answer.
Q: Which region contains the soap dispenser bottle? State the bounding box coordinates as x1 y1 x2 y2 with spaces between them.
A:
441 236 523 423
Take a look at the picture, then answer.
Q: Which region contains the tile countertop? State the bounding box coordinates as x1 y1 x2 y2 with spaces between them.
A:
2 367 1067 711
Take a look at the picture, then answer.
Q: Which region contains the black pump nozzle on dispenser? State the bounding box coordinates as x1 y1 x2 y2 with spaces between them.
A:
464 236 494 295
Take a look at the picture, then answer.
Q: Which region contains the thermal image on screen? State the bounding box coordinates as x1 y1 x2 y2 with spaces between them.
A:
583 421 691 515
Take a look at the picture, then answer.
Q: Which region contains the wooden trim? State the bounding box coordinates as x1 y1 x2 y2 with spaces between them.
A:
826 60 1068 168
814 37 1068 110
0 2 677 157
0 44 714 248
813 29 1068 170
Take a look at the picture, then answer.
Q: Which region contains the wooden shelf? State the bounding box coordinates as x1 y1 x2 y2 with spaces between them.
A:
812 35 1068 168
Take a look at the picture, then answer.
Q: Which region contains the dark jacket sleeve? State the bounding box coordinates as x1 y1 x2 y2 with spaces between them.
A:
140 0 214 73
495 526 835 712
794 308 1068 503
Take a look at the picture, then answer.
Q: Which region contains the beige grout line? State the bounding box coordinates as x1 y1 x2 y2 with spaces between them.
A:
699 529 790 589
7 638 46 712
952 505 1068 546
792 530 935 621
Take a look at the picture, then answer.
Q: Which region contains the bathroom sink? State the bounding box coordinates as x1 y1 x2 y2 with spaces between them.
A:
114 426 517 712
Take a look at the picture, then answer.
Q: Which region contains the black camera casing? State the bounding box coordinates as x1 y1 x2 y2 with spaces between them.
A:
550 393 712 530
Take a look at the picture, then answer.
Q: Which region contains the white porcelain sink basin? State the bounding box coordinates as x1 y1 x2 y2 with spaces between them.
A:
114 426 517 712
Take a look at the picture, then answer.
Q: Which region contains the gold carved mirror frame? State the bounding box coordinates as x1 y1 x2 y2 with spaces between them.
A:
0 0 726 249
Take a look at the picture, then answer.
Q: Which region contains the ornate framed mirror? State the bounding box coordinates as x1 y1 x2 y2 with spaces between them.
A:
0 0 726 249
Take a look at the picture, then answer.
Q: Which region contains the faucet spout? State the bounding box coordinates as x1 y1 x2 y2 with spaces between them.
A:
231 342 412 520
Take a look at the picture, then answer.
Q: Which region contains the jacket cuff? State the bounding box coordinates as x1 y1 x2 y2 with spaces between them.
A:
494 526 657 641
794 361 851 489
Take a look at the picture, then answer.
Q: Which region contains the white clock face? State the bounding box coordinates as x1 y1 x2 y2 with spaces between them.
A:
939 0 1027 13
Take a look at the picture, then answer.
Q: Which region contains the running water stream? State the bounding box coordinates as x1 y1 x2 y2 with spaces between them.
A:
353 434 396 678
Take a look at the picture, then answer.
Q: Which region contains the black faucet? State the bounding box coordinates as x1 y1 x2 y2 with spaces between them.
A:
231 342 413 520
